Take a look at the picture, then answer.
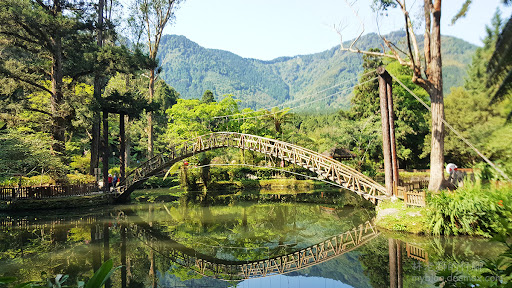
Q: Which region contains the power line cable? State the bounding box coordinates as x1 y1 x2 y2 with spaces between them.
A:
222 77 378 123
212 69 377 120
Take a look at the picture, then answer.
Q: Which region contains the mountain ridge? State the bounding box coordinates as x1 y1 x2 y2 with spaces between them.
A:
157 32 476 111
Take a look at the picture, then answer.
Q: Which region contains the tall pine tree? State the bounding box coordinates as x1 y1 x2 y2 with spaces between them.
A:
0 0 95 158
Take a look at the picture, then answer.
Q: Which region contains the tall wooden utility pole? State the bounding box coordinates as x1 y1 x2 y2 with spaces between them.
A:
378 66 399 196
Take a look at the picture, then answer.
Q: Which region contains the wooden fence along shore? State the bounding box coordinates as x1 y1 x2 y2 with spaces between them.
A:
0 183 100 200
398 180 429 207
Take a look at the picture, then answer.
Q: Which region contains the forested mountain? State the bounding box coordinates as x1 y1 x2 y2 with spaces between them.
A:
158 32 476 111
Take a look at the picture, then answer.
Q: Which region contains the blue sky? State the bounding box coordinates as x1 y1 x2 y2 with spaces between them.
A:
156 0 512 60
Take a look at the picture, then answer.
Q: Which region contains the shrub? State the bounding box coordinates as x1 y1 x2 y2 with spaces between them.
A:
427 182 512 237
69 154 90 174
67 173 95 184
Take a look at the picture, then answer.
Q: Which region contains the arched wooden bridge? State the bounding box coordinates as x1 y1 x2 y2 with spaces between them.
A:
115 132 388 202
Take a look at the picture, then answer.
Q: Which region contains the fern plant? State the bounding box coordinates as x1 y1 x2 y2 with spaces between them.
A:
427 182 511 237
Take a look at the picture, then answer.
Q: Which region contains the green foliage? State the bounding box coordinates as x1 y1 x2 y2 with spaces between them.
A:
165 96 268 145
392 223 407 232
264 107 292 137
480 228 512 286
0 259 118 288
0 129 66 178
201 90 215 104
0 0 98 155
487 12 512 113
427 183 512 237
375 199 429 234
66 174 95 185
351 48 382 119
0 175 53 187
443 11 512 175
70 155 90 174
0 277 16 285
83 259 119 288
349 50 430 168
434 268 473 288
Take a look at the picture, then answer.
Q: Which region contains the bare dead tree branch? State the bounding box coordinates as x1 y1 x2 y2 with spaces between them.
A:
336 0 413 67
343 0 365 51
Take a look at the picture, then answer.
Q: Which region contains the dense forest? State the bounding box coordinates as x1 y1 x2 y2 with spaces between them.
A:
0 0 511 188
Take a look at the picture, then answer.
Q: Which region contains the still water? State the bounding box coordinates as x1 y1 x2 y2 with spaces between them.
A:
0 190 505 287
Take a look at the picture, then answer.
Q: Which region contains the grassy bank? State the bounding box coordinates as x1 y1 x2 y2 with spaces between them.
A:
376 182 512 237
375 199 430 234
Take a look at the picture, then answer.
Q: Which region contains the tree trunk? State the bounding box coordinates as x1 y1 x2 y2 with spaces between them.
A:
125 115 131 168
119 113 126 182
50 29 66 157
387 80 399 188
90 114 100 175
147 68 155 159
90 0 104 175
102 111 109 193
427 0 445 191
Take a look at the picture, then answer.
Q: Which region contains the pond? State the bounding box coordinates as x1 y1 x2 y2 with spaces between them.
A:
0 189 506 287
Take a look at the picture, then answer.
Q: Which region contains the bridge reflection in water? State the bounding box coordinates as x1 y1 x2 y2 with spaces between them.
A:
195 221 378 280
122 206 378 281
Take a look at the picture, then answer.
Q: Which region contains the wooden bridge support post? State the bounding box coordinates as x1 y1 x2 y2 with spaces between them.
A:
378 67 399 196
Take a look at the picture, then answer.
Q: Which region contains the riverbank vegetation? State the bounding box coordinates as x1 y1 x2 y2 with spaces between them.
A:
428 182 512 237
376 181 512 237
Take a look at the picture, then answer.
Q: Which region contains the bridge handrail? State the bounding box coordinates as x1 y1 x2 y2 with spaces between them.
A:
222 132 384 188
117 132 387 200
216 132 385 194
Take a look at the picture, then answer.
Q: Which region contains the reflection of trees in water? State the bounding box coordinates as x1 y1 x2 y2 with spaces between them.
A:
0 202 375 286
